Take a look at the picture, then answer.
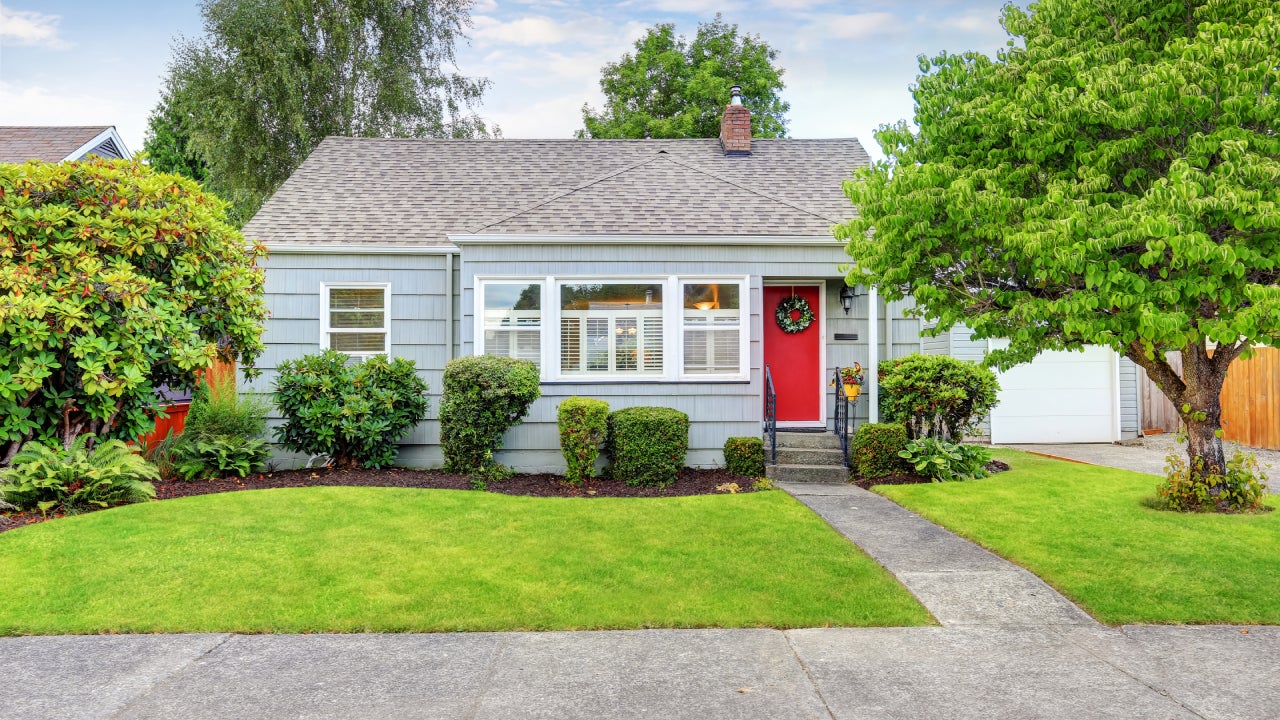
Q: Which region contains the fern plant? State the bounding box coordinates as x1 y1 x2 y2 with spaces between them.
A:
0 435 158 515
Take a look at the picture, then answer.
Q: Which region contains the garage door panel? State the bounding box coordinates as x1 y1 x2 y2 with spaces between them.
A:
995 387 1113 417
990 344 1118 444
999 361 1114 390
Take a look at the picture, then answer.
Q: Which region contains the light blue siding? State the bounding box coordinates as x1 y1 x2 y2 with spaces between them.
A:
248 251 454 468
461 242 856 471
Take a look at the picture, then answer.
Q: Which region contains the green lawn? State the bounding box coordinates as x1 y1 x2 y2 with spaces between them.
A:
0 486 931 634
877 449 1280 626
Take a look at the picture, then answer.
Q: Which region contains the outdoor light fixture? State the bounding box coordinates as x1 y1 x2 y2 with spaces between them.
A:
839 285 861 315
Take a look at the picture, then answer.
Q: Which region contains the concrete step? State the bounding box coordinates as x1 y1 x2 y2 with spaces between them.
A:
766 463 850 484
776 446 846 467
773 431 842 450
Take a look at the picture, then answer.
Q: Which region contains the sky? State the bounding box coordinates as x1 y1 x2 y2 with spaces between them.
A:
0 1 1014 161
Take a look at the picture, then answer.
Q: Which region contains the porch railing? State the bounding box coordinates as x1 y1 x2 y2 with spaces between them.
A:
764 364 778 466
833 370 853 469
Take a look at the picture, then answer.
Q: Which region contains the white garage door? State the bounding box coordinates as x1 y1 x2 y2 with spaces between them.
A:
989 344 1119 444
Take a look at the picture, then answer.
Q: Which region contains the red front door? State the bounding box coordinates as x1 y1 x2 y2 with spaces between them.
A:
763 285 822 423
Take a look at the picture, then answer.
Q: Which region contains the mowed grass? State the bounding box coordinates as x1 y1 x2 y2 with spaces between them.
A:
877 449 1280 626
0 486 932 634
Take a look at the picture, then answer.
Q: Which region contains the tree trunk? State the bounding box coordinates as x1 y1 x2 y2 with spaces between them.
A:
1126 340 1243 489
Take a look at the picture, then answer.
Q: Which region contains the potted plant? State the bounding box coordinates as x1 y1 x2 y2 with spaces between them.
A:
836 363 864 399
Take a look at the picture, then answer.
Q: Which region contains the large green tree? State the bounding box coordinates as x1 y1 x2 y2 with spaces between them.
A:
580 14 788 139
837 0 1280 500
158 0 493 223
0 159 268 463
142 84 208 184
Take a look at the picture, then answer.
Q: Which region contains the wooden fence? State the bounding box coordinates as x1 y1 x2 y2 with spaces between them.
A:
1138 347 1280 450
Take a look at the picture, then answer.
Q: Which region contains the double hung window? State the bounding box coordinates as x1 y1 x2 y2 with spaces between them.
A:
323 284 390 357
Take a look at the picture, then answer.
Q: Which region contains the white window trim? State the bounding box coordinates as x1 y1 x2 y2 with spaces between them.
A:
474 274 750 382
321 282 391 358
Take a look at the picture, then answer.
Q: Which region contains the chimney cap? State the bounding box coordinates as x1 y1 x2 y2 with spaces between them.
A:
729 85 743 106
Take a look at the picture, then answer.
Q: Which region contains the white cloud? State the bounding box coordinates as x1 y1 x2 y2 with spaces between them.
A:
821 12 902 40
0 81 151 153
0 3 70 48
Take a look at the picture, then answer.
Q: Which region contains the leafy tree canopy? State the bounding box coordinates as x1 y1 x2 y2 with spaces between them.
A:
837 0 1280 487
0 159 268 463
580 14 788 139
142 84 208 184
157 0 494 224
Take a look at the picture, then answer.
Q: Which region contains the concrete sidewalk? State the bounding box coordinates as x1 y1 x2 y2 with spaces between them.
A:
4 626 1277 719
5 483 1277 719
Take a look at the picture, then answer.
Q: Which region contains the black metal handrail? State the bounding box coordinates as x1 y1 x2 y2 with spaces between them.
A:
833 370 853 469
764 364 778 466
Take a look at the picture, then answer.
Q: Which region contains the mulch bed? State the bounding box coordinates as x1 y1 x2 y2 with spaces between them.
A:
0 467 762 534
852 459 1011 490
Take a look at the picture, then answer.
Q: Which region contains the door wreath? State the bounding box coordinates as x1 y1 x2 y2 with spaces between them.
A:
775 294 814 334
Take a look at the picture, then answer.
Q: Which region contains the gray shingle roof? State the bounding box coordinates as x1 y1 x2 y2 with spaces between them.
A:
0 126 115 163
243 137 870 246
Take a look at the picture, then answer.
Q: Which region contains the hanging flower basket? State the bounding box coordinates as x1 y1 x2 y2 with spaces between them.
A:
775 295 814 334
832 363 864 399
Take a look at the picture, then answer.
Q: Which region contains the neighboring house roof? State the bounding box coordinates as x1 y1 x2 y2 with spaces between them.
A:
243 137 870 247
0 126 131 164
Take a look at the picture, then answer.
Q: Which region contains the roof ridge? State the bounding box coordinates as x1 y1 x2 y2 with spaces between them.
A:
659 154 843 224
467 153 666 233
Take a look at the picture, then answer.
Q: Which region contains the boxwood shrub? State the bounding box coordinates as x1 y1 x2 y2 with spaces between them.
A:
558 397 609 485
607 407 689 487
274 350 430 469
878 354 999 441
851 422 909 479
440 355 541 479
724 437 765 477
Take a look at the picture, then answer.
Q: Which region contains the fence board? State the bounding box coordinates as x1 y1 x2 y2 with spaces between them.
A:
1222 347 1280 450
1138 348 1280 450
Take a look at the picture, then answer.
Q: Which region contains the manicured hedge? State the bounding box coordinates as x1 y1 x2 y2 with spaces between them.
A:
879 354 1000 441
558 397 609 485
439 355 540 479
724 437 765 477
851 422 909 479
607 407 689 487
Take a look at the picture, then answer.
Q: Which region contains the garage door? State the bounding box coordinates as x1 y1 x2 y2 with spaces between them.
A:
989 343 1119 444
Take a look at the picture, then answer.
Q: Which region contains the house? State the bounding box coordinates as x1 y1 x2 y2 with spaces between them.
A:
0 126 131 163
243 90 1141 471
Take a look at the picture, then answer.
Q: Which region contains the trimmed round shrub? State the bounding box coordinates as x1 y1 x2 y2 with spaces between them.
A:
724 437 765 477
607 407 690 487
440 355 541 477
558 397 609 486
878 354 1000 441
274 350 430 469
851 423 908 479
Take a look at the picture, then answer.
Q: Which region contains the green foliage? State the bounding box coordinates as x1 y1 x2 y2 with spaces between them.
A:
580 14 788 139
439 355 540 480
0 435 157 515
835 0 1280 493
142 84 208 184
0 159 267 464
1157 449 1268 513
723 436 765 478
160 0 494 223
851 423 909 479
274 351 430 469
899 438 992 482
878 355 1000 441
750 477 776 492
168 369 271 480
558 397 609 486
174 436 271 481
606 407 690 487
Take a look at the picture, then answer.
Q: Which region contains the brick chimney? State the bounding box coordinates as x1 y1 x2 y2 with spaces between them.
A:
719 85 751 156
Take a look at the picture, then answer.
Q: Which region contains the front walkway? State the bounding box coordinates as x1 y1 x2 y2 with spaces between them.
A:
5 484 1278 719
